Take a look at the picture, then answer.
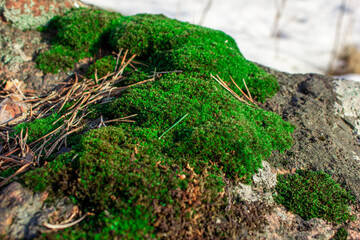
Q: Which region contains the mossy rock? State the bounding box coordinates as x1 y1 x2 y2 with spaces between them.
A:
274 170 355 224
22 8 299 238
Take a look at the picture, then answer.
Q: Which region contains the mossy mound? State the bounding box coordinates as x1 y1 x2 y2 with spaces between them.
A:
274 170 355 224
20 8 298 238
101 72 294 180
36 10 277 102
109 14 278 102
36 8 121 73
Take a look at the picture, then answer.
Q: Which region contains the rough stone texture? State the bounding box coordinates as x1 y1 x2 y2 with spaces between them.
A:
255 206 337 240
0 182 75 239
260 66 360 202
232 161 277 206
334 78 360 139
0 17 72 95
233 161 360 239
0 0 84 30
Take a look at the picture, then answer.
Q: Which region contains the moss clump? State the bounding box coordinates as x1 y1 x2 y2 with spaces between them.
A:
22 126 200 238
36 8 122 73
37 11 278 102
274 170 355 223
109 14 278 102
42 206 156 239
35 45 77 74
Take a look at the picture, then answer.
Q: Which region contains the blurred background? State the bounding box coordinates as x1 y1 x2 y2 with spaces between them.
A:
82 0 360 81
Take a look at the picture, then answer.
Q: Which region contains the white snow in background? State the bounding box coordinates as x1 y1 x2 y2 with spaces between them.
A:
81 0 360 82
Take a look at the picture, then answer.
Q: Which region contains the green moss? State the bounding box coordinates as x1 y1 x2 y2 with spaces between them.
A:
13 112 63 143
109 14 278 102
274 170 355 224
41 206 155 240
23 126 182 209
103 72 293 181
38 11 278 101
22 151 74 193
36 45 77 73
36 8 122 73
0 167 18 179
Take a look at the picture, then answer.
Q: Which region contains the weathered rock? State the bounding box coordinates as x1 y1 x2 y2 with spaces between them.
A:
0 14 74 94
0 182 75 239
260 66 360 202
252 160 278 190
0 0 85 30
232 160 360 239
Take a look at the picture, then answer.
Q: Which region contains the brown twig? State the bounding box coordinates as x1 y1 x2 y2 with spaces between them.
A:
0 162 32 188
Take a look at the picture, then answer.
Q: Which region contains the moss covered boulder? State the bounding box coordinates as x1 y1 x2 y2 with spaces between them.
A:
15 8 299 238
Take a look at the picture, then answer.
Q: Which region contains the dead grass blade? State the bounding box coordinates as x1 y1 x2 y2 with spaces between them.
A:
229 76 256 105
211 74 258 108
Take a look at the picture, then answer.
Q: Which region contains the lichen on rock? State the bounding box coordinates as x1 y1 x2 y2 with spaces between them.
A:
0 0 79 30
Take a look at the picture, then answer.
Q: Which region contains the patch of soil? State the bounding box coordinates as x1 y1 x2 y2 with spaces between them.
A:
260 65 360 202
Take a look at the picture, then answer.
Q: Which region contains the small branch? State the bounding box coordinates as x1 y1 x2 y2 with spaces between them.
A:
199 0 213 25
44 213 88 230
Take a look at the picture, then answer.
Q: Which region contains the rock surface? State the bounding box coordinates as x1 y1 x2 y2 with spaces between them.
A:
334 78 360 139
0 182 75 239
260 66 360 202
0 2 92 95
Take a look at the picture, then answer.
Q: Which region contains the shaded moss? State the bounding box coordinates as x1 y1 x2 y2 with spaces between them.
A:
35 45 77 74
332 227 348 240
22 151 75 193
37 206 155 240
86 55 117 79
274 170 356 223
